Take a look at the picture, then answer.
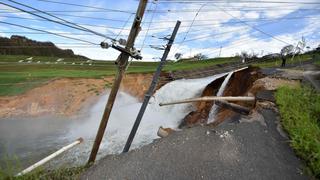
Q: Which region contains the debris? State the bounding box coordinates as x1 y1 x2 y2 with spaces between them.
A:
157 126 174 138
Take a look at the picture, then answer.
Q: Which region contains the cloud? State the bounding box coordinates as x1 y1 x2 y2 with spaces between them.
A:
3 0 318 61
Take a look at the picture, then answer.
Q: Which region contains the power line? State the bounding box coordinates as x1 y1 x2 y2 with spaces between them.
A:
213 3 291 45
0 31 163 40
3 13 319 32
179 16 296 43
1 7 319 22
0 11 132 22
36 0 135 14
0 21 98 45
173 3 207 55
115 14 134 40
140 1 158 51
3 0 116 41
2 6 319 14
158 0 320 5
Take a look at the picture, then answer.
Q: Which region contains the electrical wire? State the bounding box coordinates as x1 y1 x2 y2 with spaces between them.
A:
115 14 134 40
4 0 116 41
140 0 158 51
212 3 291 45
172 3 207 56
158 0 320 5
0 21 98 45
36 0 135 14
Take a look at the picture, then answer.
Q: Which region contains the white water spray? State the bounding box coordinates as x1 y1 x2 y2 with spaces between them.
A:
207 71 234 124
56 74 226 165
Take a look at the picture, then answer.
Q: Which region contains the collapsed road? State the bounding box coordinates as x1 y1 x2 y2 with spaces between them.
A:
81 65 319 179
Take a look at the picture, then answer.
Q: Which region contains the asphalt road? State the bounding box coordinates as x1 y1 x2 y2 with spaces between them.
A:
81 108 308 180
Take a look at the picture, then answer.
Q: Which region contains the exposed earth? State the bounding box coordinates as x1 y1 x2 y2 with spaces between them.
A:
0 64 319 179
0 73 154 118
80 64 319 180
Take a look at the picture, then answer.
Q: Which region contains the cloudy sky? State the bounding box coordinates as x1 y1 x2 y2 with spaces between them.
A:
0 0 319 61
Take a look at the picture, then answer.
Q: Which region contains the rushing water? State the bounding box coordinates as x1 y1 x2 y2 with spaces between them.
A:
207 71 234 123
0 74 225 170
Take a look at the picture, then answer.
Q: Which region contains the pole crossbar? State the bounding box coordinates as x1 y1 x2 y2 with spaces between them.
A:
87 0 148 164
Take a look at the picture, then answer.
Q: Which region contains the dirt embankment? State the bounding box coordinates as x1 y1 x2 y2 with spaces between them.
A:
179 67 300 127
0 73 156 118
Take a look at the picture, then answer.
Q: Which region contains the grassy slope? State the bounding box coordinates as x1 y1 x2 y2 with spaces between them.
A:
0 53 315 96
251 53 314 68
0 55 238 96
276 86 320 177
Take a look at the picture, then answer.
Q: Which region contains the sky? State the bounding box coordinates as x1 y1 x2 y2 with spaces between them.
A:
0 0 319 61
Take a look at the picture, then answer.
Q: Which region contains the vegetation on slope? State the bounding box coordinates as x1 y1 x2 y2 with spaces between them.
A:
276 86 320 177
0 163 85 180
0 50 318 96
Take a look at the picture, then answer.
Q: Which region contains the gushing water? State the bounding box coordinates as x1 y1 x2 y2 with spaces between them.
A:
207 71 234 124
0 74 226 169
59 74 226 165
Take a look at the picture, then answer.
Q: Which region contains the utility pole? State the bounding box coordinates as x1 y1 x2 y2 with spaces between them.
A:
88 0 148 164
219 46 222 57
122 20 181 153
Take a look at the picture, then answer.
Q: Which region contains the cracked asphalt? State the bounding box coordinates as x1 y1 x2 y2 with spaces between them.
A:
81 108 309 180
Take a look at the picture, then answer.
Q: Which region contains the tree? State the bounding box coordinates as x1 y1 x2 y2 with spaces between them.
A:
280 45 294 56
240 51 249 59
193 53 208 60
240 51 249 62
316 44 320 52
174 53 183 60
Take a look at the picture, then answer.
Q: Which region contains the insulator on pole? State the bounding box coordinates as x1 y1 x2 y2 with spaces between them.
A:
100 42 110 49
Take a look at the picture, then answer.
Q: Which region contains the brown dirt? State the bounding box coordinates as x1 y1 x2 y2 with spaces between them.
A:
0 73 158 118
179 75 226 128
179 67 262 128
184 68 301 128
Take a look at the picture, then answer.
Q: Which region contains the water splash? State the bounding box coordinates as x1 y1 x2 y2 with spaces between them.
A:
207 71 234 124
55 74 226 165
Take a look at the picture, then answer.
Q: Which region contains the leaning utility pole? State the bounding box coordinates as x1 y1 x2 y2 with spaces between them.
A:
122 20 181 153
88 0 148 164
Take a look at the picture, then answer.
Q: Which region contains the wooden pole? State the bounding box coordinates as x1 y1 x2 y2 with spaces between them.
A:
88 0 148 164
159 96 255 106
16 138 83 176
122 21 181 153
214 100 250 115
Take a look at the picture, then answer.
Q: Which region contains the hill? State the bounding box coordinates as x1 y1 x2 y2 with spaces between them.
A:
0 35 88 59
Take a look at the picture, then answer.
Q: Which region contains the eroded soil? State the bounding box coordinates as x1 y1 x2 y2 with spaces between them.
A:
0 73 154 118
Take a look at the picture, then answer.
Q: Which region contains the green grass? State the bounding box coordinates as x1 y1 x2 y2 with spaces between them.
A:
0 55 238 96
253 53 313 68
275 86 320 177
0 153 85 179
0 52 316 96
163 57 238 71
0 165 85 180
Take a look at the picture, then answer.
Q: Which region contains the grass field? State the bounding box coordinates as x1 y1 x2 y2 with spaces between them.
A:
251 53 315 68
0 53 317 96
0 55 240 96
276 86 320 178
